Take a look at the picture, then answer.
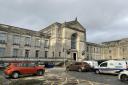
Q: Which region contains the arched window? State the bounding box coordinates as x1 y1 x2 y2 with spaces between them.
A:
71 33 77 49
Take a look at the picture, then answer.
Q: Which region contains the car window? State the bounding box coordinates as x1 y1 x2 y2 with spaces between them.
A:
100 62 107 67
75 62 81 65
28 63 35 67
118 63 122 65
19 63 28 67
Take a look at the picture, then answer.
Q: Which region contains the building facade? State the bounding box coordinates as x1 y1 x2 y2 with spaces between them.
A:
0 19 86 61
86 42 102 60
87 38 128 60
102 38 128 60
1 19 128 61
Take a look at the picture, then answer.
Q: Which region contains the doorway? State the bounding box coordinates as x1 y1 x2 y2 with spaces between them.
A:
73 53 77 61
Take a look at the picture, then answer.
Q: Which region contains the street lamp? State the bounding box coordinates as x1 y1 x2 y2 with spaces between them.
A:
63 48 67 67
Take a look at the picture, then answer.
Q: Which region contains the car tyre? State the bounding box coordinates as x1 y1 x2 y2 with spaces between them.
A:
66 67 70 71
11 72 19 79
120 74 128 82
95 70 100 74
78 68 82 72
37 70 44 76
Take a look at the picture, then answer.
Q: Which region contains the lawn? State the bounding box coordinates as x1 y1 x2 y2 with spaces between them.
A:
0 76 3 85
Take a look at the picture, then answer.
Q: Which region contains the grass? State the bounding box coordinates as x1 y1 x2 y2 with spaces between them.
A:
0 77 3 85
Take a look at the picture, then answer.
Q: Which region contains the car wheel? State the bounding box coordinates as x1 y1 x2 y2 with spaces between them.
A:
120 74 128 82
95 70 100 74
78 68 82 72
12 72 19 79
66 67 70 71
37 70 44 76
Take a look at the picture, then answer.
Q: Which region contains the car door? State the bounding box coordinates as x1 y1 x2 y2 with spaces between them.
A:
20 63 36 74
18 63 28 74
69 63 76 71
74 62 80 71
99 62 108 73
25 63 36 74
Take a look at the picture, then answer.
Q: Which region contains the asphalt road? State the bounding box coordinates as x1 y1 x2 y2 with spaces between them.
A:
0 68 128 85
67 71 128 85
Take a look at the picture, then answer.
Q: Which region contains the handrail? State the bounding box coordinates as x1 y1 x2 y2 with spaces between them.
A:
0 57 67 62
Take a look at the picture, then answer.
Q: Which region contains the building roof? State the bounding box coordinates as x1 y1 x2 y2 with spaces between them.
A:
39 19 86 33
62 19 85 32
0 19 86 36
0 24 41 36
86 42 102 47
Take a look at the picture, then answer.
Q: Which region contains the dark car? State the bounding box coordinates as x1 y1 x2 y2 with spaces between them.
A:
66 62 91 72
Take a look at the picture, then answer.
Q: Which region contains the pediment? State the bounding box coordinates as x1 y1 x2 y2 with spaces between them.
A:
64 20 85 32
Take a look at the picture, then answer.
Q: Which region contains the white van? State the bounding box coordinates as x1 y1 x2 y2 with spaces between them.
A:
84 60 98 68
95 60 128 74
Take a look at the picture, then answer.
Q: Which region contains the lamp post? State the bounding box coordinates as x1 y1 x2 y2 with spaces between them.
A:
63 48 66 67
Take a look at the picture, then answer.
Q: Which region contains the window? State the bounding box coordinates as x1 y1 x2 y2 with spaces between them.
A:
35 38 40 47
25 50 30 58
53 52 54 57
100 62 107 67
0 48 5 57
44 40 49 48
28 63 35 67
71 33 77 49
94 48 95 53
35 50 39 58
13 49 19 57
13 35 20 45
59 52 61 57
118 63 122 65
45 51 48 58
87 47 89 52
75 62 81 65
109 50 111 53
25 37 31 46
87 55 89 60
97 48 99 53
0 33 6 44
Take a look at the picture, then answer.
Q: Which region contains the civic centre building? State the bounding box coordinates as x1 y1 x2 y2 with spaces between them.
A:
0 19 128 62
0 19 86 61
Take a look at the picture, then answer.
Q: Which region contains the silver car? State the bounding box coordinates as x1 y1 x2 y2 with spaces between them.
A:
118 70 128 82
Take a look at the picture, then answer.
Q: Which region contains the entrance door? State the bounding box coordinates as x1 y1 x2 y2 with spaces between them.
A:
73 53 77 61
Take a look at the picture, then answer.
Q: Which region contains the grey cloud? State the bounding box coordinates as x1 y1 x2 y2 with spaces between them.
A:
0 0 128 43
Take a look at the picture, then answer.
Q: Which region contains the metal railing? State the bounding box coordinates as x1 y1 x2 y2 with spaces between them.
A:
0 57 66 62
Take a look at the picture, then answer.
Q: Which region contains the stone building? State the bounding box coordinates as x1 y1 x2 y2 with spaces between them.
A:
0 19 86 61
87 38 128 60
102 38 128 60
86 42 102 60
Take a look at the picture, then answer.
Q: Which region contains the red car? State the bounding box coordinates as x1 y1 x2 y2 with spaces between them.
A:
4 62 45 79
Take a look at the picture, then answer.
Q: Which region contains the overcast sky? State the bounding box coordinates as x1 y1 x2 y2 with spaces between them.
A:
0 0 128 43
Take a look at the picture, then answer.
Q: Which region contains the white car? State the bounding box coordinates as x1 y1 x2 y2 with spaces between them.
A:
118 70 128 82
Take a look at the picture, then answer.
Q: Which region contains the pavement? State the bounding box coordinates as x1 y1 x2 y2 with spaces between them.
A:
0 67 109 85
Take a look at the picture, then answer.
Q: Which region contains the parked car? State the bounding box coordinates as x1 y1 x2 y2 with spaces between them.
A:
66 62 91 72
0 64 5 69
44 62 55 68
118 70 128 82
4 62 45 79
95 60 128 74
